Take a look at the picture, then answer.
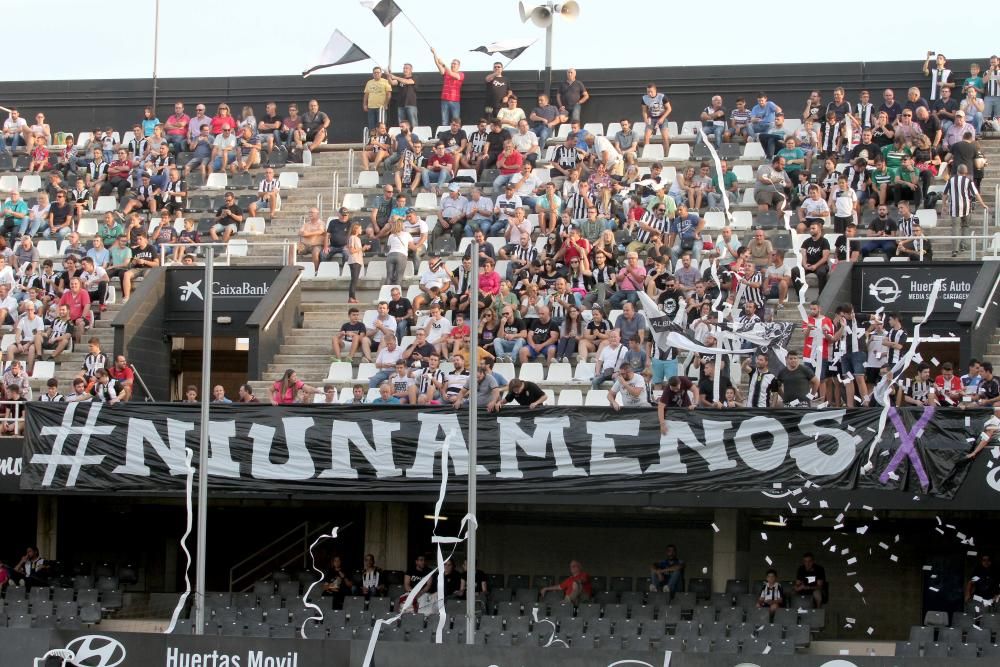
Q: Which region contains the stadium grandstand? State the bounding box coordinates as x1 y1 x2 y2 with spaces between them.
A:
2 18 1000 667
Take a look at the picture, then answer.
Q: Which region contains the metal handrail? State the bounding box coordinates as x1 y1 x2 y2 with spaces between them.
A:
0 400 24 436
157 241 295 267
332 171 339 216
228 520 334 593
129 364 154 402
347 148 355 191
845 233 999 260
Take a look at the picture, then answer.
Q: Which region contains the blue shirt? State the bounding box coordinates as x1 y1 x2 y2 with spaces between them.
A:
3 198 28 223
670 214 700 239
86 247 110 267
372 396 401 404
142 118 161 136
750 101 778 125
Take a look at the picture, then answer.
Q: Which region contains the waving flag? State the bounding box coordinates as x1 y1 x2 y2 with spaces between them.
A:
471 38 538 62
302 30 372 77
361 0 402 26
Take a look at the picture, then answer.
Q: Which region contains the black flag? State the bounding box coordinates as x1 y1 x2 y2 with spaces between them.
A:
367 0 402 26
302 30 371 77
471 39 537 62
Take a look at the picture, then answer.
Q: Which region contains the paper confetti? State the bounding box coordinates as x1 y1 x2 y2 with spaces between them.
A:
922 565 933 571
702 567 709 574
820 500 829 509
761 532 768 541
890 555 898 562
846 617 857 624
765 556 773 565
847 557 858 565
711 523 719 533
855 583 864 593
867 627 875 635
856 526 869 535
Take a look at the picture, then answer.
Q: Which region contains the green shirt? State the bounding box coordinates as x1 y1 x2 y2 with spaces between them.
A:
645 195 677 217
110 245 132 268
579 217 605 241
964 75 984 94
870 167 895 187
711 171 738 191
99 222 124 247
896 166 919 186
881 145 911 170
777 147 806 173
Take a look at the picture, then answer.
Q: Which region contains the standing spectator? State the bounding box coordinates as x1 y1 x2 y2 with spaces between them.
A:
483 61 512 118
387 63 419 128
431 48 465 126
297 207 326 272
557 68 589 122
922 52 954 101
964 554 999 605
777 351 819 406
985 56 1000 129
345 223 365 305
385 219 413 286
943 164 987 257
363 66 393 130
641 83 672 152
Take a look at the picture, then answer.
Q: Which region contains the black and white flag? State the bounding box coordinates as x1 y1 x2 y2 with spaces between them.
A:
302 29 372 77
471 39 537 62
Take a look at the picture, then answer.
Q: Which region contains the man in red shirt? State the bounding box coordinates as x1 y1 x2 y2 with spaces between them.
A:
103 148 133 198
802 302 835 402
935 361 964 406
109 354 135 402
57 276 91 343
431 47 465 126
164 101 190 154
555 225 592 265
421 142 454 194
540 560 593 605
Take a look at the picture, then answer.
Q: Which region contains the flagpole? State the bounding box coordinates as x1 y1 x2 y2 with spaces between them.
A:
387 21 394 72
401 11 433 49
465 242 479 645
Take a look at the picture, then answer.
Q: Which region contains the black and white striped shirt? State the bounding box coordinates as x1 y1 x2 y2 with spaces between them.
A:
944 175 979 218
746 369 775 408
836 318 863 357
886 327 907 366
39 393 65 402
634 211 666 245
453 266 472 294
48 318 70 342
162 179 186 203
149 155 172 172
92 379 120 402
855 102 874 128
72 187 90 203
554 145 579 171
587 265 614 288
469 130 489 154
135 184 156 201
127 137 148 157
82 352 108 379
742 271 765 308
564 190 595 221
987 68 1000 98
87 161 108 181
821 121 843 154
417 367 445 396
897 215 919 238
258 177 280 193
511 244 537 268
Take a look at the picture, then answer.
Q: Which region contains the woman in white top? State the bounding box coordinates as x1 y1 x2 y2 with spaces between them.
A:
30 113 51 146
24 193 50 237
385 218 412 286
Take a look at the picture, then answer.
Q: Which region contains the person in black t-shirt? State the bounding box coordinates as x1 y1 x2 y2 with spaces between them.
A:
440 559 464 599
323 208 351 264
792 220 831 292
861 206 897 257
492 378 547 410
403 329 436 368
965 554 999 604
332 307 369 361
518 305 559 363
388 286 413 340
404 554 433 595
122 233 159 303
210 192 244 242
794 552 828 608
484 62 511 116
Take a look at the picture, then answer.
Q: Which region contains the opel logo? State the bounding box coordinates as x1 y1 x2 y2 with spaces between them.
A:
64 635 126 667
868 277 902 305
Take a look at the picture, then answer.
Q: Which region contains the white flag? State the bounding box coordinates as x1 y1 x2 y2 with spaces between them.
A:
303 29 371 77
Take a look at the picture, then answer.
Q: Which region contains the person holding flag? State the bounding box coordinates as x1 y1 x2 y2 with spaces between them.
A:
432 47 466 126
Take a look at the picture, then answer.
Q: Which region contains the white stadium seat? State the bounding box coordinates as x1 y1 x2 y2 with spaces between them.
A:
77 218 99 236
641 145 664 161
325 363 353 383
519 363 544 382
243 217 266 235
356 171 380 188
742 142 766 160
19 175 41 192
585 390 609 407
665 144 690 161
279 172 299 189
342 193 365 210
558 389 584 406
315 262 341 279
414 193 438 209
204 173 228 189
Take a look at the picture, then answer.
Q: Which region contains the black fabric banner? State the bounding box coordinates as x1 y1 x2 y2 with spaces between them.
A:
20 403 989 498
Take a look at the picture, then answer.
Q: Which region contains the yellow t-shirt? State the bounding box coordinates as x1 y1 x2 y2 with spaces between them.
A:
364 79 393 109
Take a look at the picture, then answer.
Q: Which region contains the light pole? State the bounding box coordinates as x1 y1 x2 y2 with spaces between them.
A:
517 1 580 95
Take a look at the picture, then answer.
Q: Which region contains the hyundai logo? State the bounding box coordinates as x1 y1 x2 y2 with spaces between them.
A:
63 635 126 667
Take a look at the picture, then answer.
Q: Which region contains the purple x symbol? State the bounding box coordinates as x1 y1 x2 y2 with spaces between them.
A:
879 405 934 490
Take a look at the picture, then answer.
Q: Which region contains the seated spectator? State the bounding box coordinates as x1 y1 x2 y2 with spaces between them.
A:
511 119 540 167
433 183 468 248
185 124 214 180
757 569 785 614
211 385 233 403
359 554 387 599
209 192 244 243
608 362 649 410
496 95 525 132
791 220 831 293
896 222 932 261
247 167 280 218
361 122 391 172
26 136 50 174
367 335 403 389
301 99 331 152
5 546 49 592
388 360 417 404
6 300 44 374
794 552 828 608
529 94 561 145
649 545 685 594
668 204 704 264
210 125 238 174
755 156 791 214
317 384 338 404
540 561 593 605
321 555 356 609
591 330 627 389
518 305 559 364
422 142 455 194
297 208 326 272
463 188 494 237
489 377 547 411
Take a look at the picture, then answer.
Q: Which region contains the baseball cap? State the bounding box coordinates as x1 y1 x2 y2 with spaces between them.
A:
449 183 461 192
505 182 515 189
405 207 415 214
339 207 349 215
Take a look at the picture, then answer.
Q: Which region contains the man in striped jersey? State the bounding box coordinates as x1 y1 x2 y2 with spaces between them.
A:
884 313 907 368
943 164 988 257
742 353 775 408
832 304 868 407
985 56 1000 129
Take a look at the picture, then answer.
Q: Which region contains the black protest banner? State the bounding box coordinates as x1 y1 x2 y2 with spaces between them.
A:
21 402 987 498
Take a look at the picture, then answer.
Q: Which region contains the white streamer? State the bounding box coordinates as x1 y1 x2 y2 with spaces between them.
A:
300 525 340 638
164 447 195 634
531 607 569 648
863 279 943 469
696 127 733 225
362 430 477 666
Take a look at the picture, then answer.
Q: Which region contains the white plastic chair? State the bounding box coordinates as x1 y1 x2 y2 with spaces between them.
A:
342 193 365 210
915 209 938 228
585 390 610 407
36 240 59 258
0 175 18 191
558 389 584 406
315 262 341 279
703 212 727 231
243 217 266 235
545 363 573 384
204 173 228 190
679 121 701 139
573 363 595 383
355 363 377 383
76 218 99 236
365 260 387 280
458 237 473 256
227 239 248 257
583 122 604 137
19 175 41 192
665 144 691 161
376 284 400 302
414 192 438 209
740 188 756 206
518 363 544 382
494 363 516 380
279 172 299 189
32 361 55 381
0 334 15 353
296 262 315 278
356 171 380 188
733 165 755 183
94 196 117 213
641 145 664 161
455 169 478 182
731 211 753 230
324 363 354 383
742 142 766 160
